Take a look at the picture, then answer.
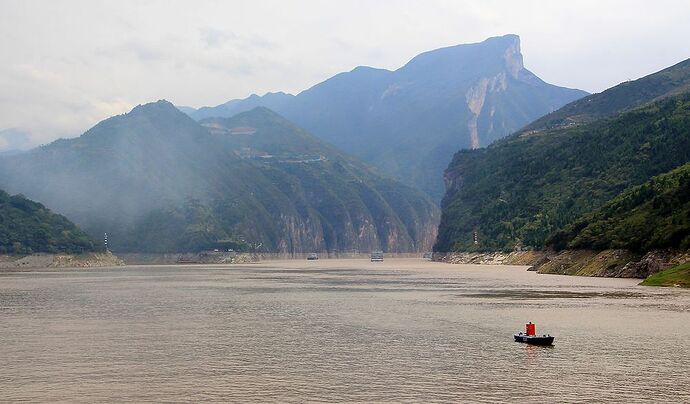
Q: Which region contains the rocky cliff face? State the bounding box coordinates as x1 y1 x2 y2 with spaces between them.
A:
464 35 522 149
502 35 524 77
270 209 437 254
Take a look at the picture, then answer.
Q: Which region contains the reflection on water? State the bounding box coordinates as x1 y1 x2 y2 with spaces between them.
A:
0 260 689 402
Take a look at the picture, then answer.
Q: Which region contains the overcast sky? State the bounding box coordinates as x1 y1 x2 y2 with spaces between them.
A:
1 0 690 150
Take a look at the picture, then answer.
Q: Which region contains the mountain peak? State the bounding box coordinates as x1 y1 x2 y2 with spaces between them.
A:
238 106 283 119
130 99 179 115
471 34 524 77
399 34 524 77
72 99 202 146
200 107 297 135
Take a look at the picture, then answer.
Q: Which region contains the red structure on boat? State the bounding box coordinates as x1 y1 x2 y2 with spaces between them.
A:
526 322 536 336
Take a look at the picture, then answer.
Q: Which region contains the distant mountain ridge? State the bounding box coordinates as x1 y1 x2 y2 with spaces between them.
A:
181 35 587 199
435 58 690 253
521 58 690 133
0 101 438 254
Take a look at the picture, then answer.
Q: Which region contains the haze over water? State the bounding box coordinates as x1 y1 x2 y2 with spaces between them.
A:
1 259 689 402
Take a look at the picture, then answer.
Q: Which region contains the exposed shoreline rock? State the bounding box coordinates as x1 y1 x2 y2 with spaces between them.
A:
118 251 260 265
433 250 546 266
435 249 690 279
0 252 124 270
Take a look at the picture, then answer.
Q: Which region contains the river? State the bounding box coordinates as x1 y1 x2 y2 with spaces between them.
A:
1 259 689 402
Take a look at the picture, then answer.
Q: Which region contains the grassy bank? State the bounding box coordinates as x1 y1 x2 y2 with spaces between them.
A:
641 262 690 287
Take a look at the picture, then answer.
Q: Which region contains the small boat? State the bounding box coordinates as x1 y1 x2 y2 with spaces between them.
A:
513 332 554 346
514 322 554 346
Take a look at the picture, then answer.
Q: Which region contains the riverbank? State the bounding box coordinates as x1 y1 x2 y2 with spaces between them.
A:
641 262 690 287
117 252 426 265
0 251 429 269
436 249 690 279
0 252 124 270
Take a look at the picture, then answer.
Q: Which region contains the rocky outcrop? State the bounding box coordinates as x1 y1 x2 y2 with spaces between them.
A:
437 250 546 266
535 250 640 277
436 249 690 279
462 35 521 149
465 73 509 148
617 250 690 278
502 35 524 78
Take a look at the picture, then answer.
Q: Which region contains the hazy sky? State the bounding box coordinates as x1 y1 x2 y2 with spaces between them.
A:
2 0 690 150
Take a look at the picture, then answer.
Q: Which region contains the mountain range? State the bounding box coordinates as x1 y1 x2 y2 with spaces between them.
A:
435 58 690 253
182 35 587 199
12 34 678 258
0 101 438 254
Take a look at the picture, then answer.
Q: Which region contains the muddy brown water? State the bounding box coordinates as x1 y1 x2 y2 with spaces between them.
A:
1 259 689 402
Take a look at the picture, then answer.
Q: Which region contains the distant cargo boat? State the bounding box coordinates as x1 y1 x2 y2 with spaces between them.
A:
307 253 319 261
370 251 384 262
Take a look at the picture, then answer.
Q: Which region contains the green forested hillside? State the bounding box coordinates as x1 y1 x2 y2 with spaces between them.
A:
551 162 690 252
0 190 97 254
435 91 690 252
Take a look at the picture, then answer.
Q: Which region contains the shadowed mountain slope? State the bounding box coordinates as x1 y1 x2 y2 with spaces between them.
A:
0 101 438 253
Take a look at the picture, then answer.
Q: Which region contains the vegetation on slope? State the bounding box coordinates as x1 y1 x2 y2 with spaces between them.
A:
0 189 97 254
435 92 690 252
640 262 690 287
127 199 250 253
551 163 690 252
